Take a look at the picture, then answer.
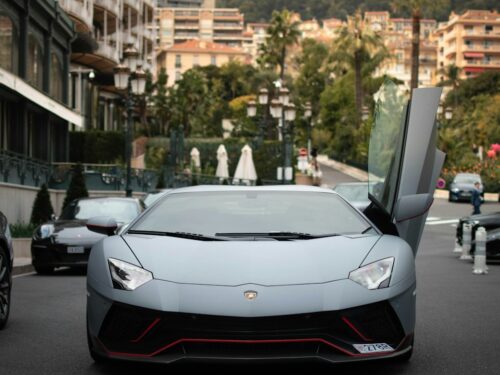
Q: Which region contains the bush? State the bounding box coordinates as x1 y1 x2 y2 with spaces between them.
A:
63 163 89 209
30 184 54 225
9 223 37 238
69 131 125 164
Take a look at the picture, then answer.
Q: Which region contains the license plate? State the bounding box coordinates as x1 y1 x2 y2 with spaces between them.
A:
67 246 85 254
353 343 394 354
462 192 471 196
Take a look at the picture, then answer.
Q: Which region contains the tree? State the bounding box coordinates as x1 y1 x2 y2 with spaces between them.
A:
258 9 301 79
30 184 54 225
331 10 387 125
438 64 462 108
152 68 171 136
392 0 450 89
63 164 89 210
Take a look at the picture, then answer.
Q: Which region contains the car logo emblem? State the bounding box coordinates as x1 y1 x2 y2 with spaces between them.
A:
244 291 258 301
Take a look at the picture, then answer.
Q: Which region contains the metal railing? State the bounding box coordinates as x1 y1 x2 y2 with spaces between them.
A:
0 150 52 187
59 0 94 29
94 0 120 16
95 40 120 63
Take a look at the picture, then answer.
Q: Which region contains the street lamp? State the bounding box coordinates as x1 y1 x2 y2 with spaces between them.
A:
445 108 453 120
113 51 146 197
246 100 257 118
270 99 283 121
279 88 290 106
304 102 313 159
258 88 269 105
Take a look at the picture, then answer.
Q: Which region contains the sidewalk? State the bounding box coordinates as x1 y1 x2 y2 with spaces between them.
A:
318 155 499 202
13 257 33 276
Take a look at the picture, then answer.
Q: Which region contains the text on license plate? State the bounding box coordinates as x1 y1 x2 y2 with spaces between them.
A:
67 246 85 254
353 343 394 354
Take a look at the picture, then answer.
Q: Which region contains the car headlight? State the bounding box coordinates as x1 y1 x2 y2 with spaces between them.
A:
349 257 394 290
35 224 54 240
451 188 460 193
108 258 153 291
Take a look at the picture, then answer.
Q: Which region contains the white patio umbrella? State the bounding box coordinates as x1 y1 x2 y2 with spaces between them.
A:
190 147 201 169
233 144 257 185
215 145 229 180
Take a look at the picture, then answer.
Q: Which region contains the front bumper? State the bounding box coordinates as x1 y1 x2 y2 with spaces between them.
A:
88 290 415 364
31 242 92 268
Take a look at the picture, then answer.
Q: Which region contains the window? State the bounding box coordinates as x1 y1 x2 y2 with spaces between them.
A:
485 25 493 34
193 54 199 67
27 33 44 90
210 55 216 65
175 70 181 81
0 13 18 73
50 53 63 102
483 40 491 49
175 54 181 68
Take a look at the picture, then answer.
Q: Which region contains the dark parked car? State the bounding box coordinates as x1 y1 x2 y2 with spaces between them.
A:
0 211 13 329
31 197 144 274
456 212 500 261
449 173 483 202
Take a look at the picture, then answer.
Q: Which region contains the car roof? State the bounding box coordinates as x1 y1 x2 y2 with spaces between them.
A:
165 185 336 195
75 197 139 202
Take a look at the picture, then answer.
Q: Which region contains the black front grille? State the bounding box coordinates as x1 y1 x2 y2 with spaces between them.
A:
98 301 405 358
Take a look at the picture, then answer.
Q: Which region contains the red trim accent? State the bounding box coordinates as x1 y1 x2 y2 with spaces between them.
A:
130 318 161 343
97 336 409 359
341 317 372 342
464 52 484 58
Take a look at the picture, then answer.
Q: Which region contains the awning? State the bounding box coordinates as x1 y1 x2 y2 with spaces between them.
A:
0 67 83 127
464 67 485 73
464 52 484 58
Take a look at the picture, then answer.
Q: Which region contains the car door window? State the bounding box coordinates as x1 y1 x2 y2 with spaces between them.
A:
368 80 409 215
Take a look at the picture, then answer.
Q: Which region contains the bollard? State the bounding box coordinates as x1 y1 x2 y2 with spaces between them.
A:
454 222 463 253
460 223 473 260
473 227 488 275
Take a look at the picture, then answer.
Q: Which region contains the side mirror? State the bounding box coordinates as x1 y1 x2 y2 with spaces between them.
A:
394 194 433 223
87 217 118 236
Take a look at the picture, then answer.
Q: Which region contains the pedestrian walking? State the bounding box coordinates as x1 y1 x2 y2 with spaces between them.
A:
471 181 483 215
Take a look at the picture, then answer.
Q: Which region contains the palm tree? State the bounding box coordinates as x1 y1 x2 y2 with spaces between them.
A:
331 10 387 125
392 0 449 90
438 64 462 107
259 9 301 80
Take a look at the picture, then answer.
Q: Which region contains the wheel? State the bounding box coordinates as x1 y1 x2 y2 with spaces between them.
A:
34 265 54 275
0 247 12 330
87 318 108 364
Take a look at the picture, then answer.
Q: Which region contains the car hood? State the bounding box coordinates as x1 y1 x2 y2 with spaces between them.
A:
122 234 381 286
461 212 500 225
451 182 480 191
51 220 105 245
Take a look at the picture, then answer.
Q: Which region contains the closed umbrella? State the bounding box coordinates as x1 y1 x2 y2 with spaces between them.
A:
233 144 257 185
190 147 201 170
216 145 229 181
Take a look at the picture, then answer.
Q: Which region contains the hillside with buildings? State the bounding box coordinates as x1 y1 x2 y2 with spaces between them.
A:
218 0 499 22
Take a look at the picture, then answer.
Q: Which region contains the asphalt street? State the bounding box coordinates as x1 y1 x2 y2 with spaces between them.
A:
1 166 499 375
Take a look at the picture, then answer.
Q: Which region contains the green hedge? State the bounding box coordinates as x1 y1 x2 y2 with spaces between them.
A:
146 138 283 181
70 131 125 164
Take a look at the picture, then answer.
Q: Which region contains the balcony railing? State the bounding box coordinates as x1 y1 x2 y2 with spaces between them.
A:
96 40 120 63
123 0 141 11
59 0 94 29
213 33 244 39
94 0 120 16
465 59 499 66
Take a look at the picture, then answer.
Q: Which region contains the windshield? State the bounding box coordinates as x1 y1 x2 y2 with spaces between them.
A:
334 184 369 202
144 191 169 207
130 191 370 237
454 175 481 184
60 199 139 223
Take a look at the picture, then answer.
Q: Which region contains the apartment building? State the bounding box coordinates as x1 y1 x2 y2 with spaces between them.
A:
58 0 157 131
242 23 269 65
157 0 215 7
434 10 500 81
157 7 245 50
364 11 438 89
157 40 249 86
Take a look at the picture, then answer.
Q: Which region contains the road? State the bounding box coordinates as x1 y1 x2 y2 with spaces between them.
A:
1 166 499 375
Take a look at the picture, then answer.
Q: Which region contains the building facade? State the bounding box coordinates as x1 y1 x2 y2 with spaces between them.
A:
434 10 500 82
158 0 215 7
157 39 248 86
58 0 157 131
157 7 245 50
364 11 438 89
0 0 83 163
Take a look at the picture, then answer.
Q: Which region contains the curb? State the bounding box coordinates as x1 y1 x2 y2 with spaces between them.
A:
13 263 34 276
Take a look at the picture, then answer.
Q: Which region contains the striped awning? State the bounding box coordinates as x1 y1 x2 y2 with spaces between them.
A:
464 52 484 58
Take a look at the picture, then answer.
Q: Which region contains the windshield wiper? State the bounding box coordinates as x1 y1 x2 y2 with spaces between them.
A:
127 230 229 241
215 232 341 240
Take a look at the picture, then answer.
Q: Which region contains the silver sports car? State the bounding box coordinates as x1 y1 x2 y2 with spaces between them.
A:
86 82 445 364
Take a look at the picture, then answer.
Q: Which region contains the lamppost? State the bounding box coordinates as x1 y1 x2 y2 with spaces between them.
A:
304 102 313 159
247 88 269 148
113 45 147 197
